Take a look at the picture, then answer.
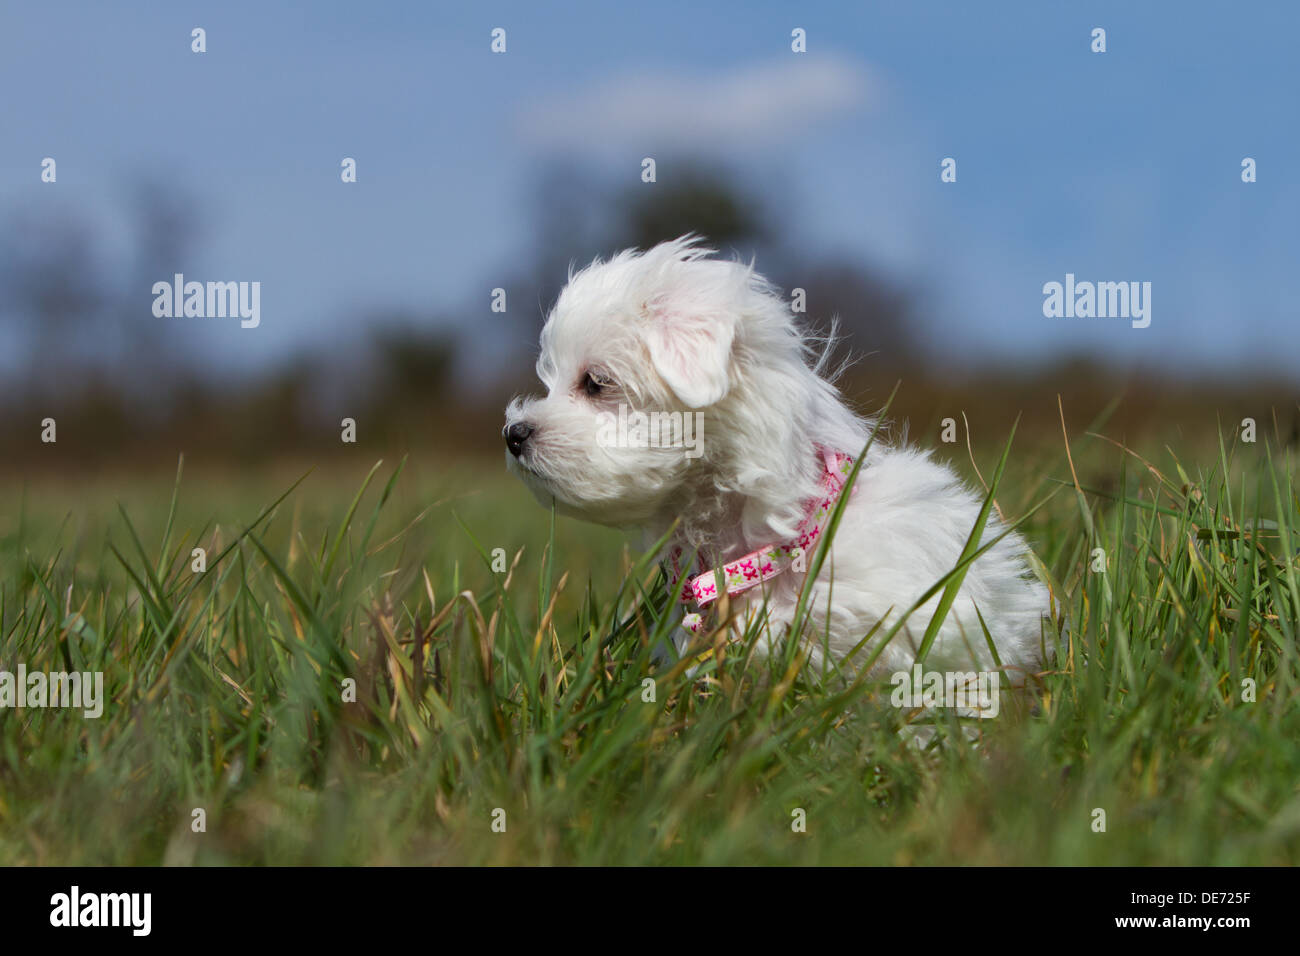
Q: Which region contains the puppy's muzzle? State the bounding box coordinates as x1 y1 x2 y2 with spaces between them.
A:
505 421 534 458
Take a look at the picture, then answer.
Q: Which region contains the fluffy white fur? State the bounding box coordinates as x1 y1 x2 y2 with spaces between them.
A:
505 236 1055 680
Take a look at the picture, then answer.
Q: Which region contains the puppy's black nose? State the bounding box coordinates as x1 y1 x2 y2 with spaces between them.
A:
505 422 534 457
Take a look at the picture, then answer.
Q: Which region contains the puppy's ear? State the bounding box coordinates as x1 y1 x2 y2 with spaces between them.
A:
644 296 735 408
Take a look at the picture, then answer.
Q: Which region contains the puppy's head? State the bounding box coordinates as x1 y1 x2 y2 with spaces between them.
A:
504 235 780 527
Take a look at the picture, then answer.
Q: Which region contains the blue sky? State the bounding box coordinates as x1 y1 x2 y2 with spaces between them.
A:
2 1 1296 381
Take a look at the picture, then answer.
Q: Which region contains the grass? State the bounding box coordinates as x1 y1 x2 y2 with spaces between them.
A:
0 414 1298 866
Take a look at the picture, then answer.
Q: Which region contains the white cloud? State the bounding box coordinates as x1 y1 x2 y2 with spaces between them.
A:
516 56 876 151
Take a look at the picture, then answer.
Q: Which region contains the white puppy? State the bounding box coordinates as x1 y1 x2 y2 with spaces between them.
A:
505 236 1055 681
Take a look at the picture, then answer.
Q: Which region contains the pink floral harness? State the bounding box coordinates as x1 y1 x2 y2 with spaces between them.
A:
670 448 856 634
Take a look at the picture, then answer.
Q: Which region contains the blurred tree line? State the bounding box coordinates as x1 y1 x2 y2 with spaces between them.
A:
0 166 1295 473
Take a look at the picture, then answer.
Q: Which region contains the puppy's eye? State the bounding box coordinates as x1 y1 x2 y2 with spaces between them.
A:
582 370 613 397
